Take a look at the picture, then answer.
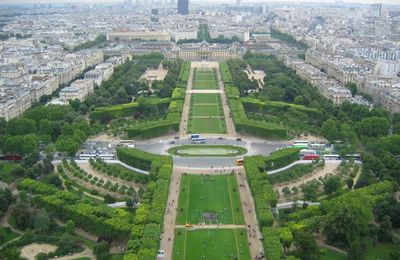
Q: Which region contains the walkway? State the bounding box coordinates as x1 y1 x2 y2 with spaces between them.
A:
179 67 193 138
52 159 149 175
216 62 236 137
160 165 264 260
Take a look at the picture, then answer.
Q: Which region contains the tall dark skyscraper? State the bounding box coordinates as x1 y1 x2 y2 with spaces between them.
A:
178 0 189 15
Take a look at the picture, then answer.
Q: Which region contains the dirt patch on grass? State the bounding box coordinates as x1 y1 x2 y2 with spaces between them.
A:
20 243 57 260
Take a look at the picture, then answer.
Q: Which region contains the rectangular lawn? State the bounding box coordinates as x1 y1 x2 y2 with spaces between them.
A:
192 69 218 90
188 94 226 134
176 174 245 225
172 228 251 260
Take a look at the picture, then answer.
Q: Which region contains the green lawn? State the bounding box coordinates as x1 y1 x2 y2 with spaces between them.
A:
172 228 251 260
318 239 400 260
364 239 399 260
192 69 218 90
168 145 247 157
176 174 244 225
188 94 226 134
0 227 19 245
106 253 124 260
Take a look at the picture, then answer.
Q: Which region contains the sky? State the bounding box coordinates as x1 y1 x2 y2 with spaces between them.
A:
0 0 399 4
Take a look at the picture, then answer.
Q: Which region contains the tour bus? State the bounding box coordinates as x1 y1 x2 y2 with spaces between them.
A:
191 137 206 144
188 134 200 140
310 143 326 150
120 140 134 147
236 159 244 166
79 153 96 160
303 154 320 161
323 154 341 160
299 149 316 156
293 140 309 149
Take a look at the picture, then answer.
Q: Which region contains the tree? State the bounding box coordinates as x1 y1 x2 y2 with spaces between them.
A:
377 215 392 242
6 118 36 135
278 227 293 255
346 178 354 189
34 212 51 233
0 247 22 260
389 203 400 228
65 220 75 234
94 241 110 259
302 183 318 201
11 202 33 230
354 117 390 137
293 230 319 260
345 82 357 96
323 176 341 195
320 119 339 142
323 195 373 247
56 137 79 157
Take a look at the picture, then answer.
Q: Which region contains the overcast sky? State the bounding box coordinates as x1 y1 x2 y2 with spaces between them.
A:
0 0 399 5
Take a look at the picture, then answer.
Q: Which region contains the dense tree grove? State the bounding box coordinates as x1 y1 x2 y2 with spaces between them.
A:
270 28 308 49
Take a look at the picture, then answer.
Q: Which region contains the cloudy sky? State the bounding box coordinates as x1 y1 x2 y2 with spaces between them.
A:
0 0 399 4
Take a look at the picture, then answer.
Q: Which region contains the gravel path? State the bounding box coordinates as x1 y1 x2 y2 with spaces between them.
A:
274 161 341 199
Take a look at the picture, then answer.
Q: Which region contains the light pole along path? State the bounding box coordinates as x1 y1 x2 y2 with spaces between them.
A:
160 61 264 260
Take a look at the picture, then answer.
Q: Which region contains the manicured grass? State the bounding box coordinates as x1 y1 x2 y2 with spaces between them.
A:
0 227 19 245
176 174 244 225
363 239 399 260
172 228 251 260
106 253 125 260
192 69 218 90
188 118 226 134
319 248 346 260
188 94 226 134
168 145 247 157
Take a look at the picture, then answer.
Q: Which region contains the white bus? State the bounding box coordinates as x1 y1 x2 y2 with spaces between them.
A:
98 154 115 160
323 154 340 160
188 134 200 140
191 137 206 144
300 149 316 156
293 140 309 148
79 153 96 160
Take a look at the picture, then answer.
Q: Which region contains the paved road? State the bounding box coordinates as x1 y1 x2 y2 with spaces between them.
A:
135 137 285 155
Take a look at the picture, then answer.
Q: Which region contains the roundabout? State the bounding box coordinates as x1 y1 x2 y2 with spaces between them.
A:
168 145 247 157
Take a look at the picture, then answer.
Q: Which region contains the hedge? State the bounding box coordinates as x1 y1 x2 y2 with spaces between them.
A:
122 151 173 258
126 120 179 139
262 228 283 260
243 149 300 257
126 88 184 138
179 61 191 82
18 179 132 239
171 88 186 100
90 98 170 121
228 98 288 139
219 61 233 83
226 85 240 99
264 148 300 170
241 97 322 119
116 147 158 171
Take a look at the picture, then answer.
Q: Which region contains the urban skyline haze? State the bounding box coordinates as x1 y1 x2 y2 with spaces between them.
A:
0 0 400 4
